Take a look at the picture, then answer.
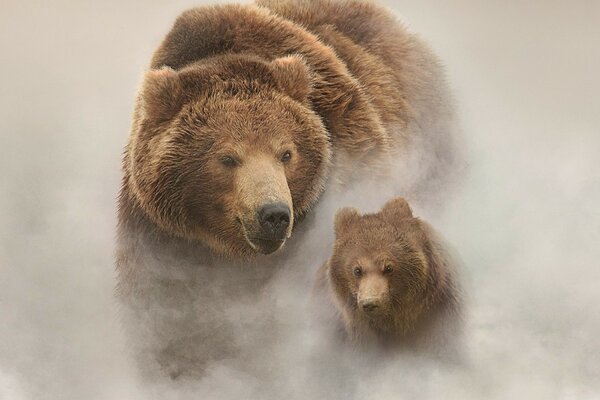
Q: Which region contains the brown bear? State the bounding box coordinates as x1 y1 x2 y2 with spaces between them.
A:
116 0 459 379
317 197 462 355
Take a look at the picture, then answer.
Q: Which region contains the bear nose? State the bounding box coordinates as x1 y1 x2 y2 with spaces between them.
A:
361 300 380 312
258 202 290 238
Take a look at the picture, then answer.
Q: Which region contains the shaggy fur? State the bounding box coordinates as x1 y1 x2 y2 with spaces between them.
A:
116 0 458 378
318 198 462 355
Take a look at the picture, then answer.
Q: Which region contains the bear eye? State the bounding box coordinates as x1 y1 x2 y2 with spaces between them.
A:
353 266 362 278
281 151 292 163
383 264 393 274
221 156 238 168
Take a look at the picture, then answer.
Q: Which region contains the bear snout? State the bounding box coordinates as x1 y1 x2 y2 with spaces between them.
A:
357 275 389 315
258 202 290 239
360 298 381 312
358 296 388 314
241 202 292 254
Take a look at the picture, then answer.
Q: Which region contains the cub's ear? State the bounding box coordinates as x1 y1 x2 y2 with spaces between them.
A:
334 207 361 237
380 197 413 224
270 55 312 103
140 67 184 122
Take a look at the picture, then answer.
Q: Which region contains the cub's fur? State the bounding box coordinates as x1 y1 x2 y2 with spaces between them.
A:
318 198 462 355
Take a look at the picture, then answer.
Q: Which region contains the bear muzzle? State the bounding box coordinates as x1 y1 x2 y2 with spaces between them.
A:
234 156 294 254
258 202 290 238
359 297 382 312
240 202 292 255
357 276 390 315
244 202 289 254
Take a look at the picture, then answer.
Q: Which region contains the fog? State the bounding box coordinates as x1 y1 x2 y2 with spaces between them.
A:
1 0 599 399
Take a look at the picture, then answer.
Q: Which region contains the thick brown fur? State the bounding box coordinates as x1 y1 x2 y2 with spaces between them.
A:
318 198 462 355
116 0 459 378
258 0 460 194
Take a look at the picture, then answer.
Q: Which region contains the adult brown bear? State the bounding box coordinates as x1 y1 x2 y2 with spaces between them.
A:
116 0 459 379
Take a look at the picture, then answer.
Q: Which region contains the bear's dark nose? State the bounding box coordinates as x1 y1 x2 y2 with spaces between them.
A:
258 202 290 238
362 301 380 312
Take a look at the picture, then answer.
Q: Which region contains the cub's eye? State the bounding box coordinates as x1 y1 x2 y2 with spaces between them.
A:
353 267 362 278
281 151 292 163
221 156 238 167
383 265 393 274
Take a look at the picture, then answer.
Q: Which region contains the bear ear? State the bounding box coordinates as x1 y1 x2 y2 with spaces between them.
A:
334 207 361 237
270 55 312 103
380 197 413 224
140 67 184 122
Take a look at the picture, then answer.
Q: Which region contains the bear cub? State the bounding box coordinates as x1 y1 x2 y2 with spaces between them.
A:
318 197 462 356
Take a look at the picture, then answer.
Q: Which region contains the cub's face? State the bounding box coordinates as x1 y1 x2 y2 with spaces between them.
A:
328 199 429 324
127 55 331 256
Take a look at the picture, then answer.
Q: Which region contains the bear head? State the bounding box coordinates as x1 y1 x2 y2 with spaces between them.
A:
328 197 433 333
127 54 331 256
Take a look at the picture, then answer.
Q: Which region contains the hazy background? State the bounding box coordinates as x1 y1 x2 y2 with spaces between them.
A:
1 0 599 399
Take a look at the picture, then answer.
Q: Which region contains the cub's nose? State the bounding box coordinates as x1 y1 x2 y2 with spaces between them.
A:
361 299 380 312
258 202 290 238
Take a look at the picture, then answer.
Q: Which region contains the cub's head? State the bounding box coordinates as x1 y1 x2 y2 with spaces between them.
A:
127 54 331 256
328 198 431 327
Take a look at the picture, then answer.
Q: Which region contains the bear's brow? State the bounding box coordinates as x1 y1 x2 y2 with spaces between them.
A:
215 146 243 158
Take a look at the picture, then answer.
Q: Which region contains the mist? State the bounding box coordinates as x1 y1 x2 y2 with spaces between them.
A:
1 0 599 399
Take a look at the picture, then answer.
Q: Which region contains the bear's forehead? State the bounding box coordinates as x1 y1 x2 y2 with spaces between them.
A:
177 98 301 142
188 93 289 118
346 217 399 239
335 219 419 261
336 235 408 260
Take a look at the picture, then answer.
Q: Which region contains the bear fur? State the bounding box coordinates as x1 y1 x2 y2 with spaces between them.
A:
116 0 458 378
316 197 462 355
